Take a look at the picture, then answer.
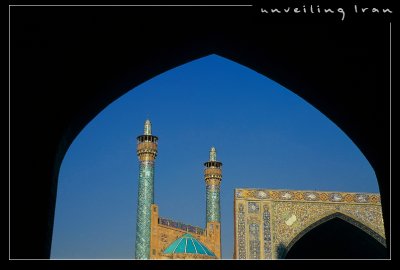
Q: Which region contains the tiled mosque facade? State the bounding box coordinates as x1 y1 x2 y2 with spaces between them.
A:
134 120 385 259
234 189 385 259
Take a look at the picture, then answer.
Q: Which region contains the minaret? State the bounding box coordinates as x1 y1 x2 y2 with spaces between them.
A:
204 147 222 258
135 120 158 259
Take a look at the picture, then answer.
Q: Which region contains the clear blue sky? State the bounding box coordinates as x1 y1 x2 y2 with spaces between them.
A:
51 55 378 259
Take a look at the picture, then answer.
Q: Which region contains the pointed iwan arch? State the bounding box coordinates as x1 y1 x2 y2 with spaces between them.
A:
284 213 387 258
286 212 386 253
234 189 385 259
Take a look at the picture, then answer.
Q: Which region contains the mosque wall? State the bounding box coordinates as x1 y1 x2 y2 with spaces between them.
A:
233 189 385 259
149 204 221 259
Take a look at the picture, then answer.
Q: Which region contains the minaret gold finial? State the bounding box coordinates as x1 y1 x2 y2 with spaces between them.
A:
144 119 152 135
210 146 217 162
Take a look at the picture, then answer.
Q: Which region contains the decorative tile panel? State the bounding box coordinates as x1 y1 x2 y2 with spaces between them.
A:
263 205 272 259
206 185 221 222
238 203 246 259
158 217 205 235
249 223 260 259
248 202 260 213
234 189 381 205
234 188 385 259
135 161 155 259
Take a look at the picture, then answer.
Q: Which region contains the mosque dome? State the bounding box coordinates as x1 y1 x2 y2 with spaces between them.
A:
163 233 216 259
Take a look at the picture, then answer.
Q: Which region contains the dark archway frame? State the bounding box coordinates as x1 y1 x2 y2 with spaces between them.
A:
11 6 390 258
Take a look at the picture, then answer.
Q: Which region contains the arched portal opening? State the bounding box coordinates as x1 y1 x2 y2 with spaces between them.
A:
285 214 387 259
11 7 390 258
51 55 380 259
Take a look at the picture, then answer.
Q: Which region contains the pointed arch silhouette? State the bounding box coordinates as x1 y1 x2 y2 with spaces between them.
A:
11 8 390 258
282 212 386 259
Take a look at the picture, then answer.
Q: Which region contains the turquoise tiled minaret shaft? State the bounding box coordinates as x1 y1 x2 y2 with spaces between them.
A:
204 147 223 223
135 120 158 259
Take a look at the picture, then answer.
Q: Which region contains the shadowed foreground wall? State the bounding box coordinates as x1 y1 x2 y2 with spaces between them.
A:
11 6 390 258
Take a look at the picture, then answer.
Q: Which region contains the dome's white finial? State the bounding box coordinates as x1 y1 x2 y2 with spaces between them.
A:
144 119 152 135
210 146 217 161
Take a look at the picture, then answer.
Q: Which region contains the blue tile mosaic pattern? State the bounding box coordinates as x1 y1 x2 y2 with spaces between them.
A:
135 160 155 259
263 206 272 259
238 203 246 259
206 185 221 223
249 223 260 259
163 233 216 257
158 217 205 235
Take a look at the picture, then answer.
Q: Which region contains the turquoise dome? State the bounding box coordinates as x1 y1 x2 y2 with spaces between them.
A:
163 233 216 257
